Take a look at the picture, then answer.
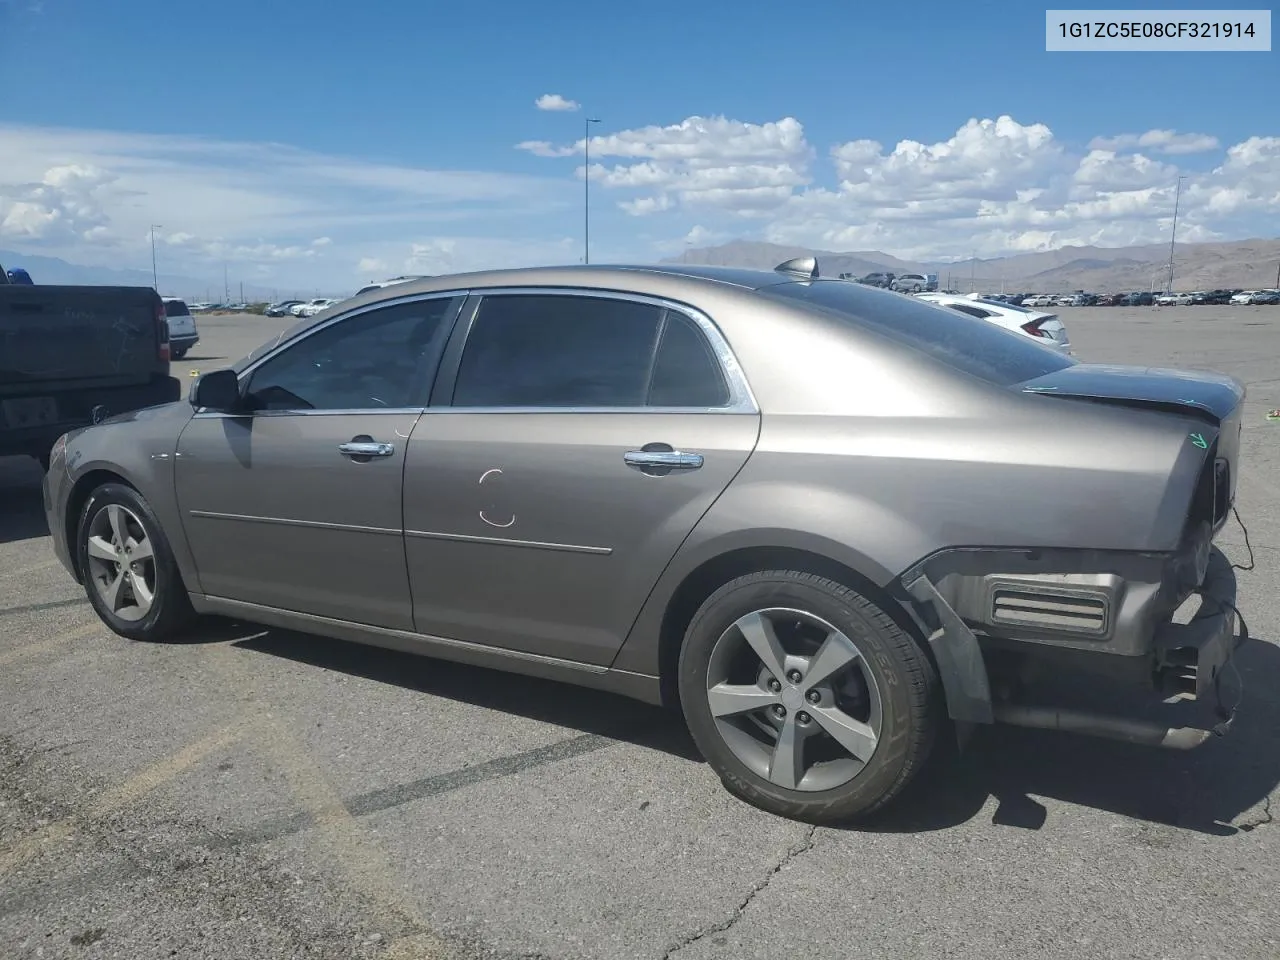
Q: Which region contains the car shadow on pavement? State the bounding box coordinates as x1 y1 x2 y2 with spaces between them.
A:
225 625 702 761
866 638 1280 837
0 465 49 545
218 619 1280 836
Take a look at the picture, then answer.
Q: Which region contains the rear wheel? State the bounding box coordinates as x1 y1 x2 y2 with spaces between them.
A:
678 570 940 823
171 346 187 360
76 483 197 641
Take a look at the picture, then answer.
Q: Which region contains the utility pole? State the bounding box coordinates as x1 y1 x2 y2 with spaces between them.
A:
584 116 601 264
1165 175 1187 295
223 263 229 303
149 224 163 291
1274 261 1279 289
239 281 244 303
970 250 977 293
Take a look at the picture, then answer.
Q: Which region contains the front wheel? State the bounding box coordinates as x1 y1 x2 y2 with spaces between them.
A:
76 482 197 641
678 570 941 824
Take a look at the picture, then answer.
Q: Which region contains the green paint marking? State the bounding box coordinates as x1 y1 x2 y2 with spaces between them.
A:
1189 433 1208 449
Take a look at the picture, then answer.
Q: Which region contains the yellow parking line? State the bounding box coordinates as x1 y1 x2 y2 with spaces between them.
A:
0 622 103 669
0 720 252 876
203 645 449 954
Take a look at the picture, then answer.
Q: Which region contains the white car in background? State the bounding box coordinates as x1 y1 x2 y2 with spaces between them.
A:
915 292 1072 353
1156 293 1194 306
297 298 342 317
1021 294 1056 307
1230 291 1258 305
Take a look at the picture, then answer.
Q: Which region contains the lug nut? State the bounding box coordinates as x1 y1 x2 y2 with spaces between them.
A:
806 689 821 704
796 711 812 725
772 705 786 720
786 669 803 683
767 678 782 693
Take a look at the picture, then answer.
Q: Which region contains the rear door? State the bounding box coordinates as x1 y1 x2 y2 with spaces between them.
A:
401 289 760 666
175 293 463 628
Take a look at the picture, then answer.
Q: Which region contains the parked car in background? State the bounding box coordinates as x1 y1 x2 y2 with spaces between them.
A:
1251 290 1280 305
298 297 341 317
162 298 200 360
1229 291 1258 305
265 300 304 317
1021 295 1055 307
2 283 179 470
6 266 34 284
915 292 1071 353
1156 293 1194 306
848 272 894 288
290 299 326 317
889 273 935 293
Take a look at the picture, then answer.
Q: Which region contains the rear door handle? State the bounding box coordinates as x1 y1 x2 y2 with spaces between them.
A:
624 449 704 470
338 438 395 459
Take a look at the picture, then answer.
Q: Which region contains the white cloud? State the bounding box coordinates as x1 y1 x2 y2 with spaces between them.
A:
519 115 813 217
357 257 389 275
535 94 580 112
0 122 574 288
1089 129 1221 155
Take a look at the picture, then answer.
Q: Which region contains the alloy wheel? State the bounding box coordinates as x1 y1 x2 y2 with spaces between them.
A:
85 503 157 622
705 607 883 792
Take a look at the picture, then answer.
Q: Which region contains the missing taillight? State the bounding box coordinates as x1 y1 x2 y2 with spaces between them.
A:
1021 320 1051 338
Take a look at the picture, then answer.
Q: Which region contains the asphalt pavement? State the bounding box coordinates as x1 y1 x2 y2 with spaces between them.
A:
2 305 1279 960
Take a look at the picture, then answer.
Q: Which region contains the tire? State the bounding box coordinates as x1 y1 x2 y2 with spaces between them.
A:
171 347 187 360
678 570 940 824
75 482 197 642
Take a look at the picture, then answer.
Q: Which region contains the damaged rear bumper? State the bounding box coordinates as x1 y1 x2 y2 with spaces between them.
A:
901 545 1246 749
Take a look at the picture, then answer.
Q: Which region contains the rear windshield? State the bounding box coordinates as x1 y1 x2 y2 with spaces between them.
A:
761 280 1075 387
164 300 191 317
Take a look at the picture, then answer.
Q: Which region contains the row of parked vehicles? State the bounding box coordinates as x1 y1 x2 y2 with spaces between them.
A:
988 288 1280 308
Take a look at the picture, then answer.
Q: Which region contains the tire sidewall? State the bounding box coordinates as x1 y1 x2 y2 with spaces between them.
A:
678 575 921 819
76 482 187 641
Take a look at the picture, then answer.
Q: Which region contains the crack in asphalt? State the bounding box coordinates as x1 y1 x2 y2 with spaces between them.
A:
660 823 817 960
1236 794 1274 832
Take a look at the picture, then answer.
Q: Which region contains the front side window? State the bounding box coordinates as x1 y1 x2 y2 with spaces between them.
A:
245 297 457 411
452 294 664 407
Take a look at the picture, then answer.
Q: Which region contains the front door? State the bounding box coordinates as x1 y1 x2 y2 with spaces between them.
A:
403 291 760 665
175 294 462 629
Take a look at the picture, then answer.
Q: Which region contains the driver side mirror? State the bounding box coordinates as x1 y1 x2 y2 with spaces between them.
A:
190 368 243 412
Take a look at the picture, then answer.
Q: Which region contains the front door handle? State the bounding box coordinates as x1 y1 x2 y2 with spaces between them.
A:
338 437 395 460
624 447 704 471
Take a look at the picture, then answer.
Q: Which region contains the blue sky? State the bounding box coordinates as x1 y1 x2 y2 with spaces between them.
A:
0 0 1275 294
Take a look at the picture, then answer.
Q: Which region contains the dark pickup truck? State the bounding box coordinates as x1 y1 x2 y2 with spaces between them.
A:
0 271 181 470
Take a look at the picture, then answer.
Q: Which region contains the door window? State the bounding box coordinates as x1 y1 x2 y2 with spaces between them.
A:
647 311 730 407
452 294 664 407
245 297 457 411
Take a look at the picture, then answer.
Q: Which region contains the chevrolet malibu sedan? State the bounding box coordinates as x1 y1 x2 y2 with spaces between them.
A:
44 259 1248 823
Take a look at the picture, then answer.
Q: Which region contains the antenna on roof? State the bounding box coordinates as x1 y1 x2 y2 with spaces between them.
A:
774 257 819 280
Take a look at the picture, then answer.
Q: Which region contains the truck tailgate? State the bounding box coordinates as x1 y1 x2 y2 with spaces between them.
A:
1 286 166 388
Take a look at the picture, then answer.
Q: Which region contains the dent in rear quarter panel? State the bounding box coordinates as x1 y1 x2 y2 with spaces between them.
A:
65 402 201 593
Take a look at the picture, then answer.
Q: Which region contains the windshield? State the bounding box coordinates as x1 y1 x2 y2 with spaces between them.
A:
762 280 1075 387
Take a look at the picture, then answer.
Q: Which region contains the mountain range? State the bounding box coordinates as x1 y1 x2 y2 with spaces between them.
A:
663 238 1280 293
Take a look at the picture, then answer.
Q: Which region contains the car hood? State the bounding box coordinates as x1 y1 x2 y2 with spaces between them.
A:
1020 363 1245 424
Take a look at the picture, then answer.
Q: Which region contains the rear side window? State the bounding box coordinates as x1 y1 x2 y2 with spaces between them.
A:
648 311 730 407
164 300 191 317
762 281 1074 386
453 294 663 407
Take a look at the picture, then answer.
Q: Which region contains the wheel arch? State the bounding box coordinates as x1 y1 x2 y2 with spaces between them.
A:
614 535 935 711
64 468 137 582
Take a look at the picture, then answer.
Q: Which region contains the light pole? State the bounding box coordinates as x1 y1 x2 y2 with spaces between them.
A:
584 116 601 264
150 224 163 291
1165 176 1187 295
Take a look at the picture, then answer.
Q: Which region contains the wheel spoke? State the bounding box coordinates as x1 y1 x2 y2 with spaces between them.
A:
129 571 155 610
708 682 780 718
812 705 878 762
736 611 788 681
803 629 860 690
127 536 154 564
87 535 117 562
767 716 805 789
106 504 128 547
102 569 126 612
